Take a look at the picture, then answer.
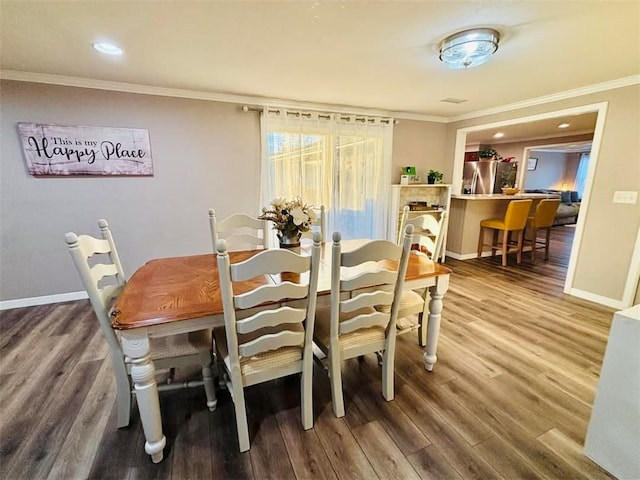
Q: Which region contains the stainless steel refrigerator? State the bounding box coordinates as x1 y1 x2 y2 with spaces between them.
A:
462 161 517 194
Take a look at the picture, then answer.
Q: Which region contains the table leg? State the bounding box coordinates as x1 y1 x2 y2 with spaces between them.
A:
423 274 450 372
120 329 166 463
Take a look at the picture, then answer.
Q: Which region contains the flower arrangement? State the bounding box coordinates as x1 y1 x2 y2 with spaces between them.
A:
258 196 317 240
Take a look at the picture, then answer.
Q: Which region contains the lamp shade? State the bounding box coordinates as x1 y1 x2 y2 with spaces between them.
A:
439 28 500 69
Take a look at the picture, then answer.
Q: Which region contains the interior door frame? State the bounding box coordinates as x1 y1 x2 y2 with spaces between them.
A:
451 102 609 298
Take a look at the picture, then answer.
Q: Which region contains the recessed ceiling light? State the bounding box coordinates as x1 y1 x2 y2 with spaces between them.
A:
93 42 123 56
558 123 570 129
493 132 504 138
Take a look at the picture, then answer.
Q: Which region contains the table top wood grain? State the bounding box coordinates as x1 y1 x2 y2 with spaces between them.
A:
111 240 451 330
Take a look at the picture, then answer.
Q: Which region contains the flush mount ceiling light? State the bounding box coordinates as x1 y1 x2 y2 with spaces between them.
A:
439 28 500 69
558 123 570 129
92 42 123 56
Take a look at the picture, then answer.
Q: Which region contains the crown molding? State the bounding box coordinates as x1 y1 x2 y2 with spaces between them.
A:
447 75 640 122
0 69 446 123
2 70 638 124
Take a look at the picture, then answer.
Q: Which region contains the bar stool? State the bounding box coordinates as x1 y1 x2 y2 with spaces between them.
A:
525 198 561 261
477 199 533 266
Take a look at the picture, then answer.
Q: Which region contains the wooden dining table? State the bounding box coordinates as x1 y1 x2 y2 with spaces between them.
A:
111 240 451 463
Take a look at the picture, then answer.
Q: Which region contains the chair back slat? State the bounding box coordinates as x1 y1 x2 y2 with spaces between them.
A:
339 310 391 335
328 227 413 343
234 282 309 310
216 232 321 369
341 270 399 292
341 239 402 267
65 221 126 355
236 306 306 334
238 331 305 358
399 210 448 261
231 249 310 280
341 290 394 313
209 208 269 251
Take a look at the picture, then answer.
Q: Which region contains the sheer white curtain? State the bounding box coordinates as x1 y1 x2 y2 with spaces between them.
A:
260 108 393 240
575 152 590 199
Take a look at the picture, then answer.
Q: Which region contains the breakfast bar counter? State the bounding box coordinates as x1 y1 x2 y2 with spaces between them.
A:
446 193 560 259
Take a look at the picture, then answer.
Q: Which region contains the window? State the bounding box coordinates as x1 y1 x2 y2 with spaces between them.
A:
260 109 393 240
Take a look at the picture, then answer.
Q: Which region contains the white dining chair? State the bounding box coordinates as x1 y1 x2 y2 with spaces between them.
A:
209 208 269 251
390 207 448 345
65 219 217 429
215 232 321 452
313 225 413 418
300 205 326 244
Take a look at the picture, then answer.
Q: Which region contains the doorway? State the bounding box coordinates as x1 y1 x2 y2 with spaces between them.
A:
451 102 608 295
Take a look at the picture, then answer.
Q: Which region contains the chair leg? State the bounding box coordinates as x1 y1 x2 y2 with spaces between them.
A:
516 229 524 264
200 351 217 411
381 334 397 402
113 356 132 428
477 226 485 258
544 227 552 260
328 348 345 418
300 354 313 430
530 226 537 262
230 370 250 452
492 229 499 257
501 230 509 266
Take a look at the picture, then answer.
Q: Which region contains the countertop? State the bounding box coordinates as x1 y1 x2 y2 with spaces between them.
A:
451 193 561 201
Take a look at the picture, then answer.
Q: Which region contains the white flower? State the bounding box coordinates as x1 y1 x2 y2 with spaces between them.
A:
271 197 286 208
307 209 317 222
290 206 308 226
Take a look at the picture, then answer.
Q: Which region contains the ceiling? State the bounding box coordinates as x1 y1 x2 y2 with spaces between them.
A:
465 111 598 146
1 1 639 119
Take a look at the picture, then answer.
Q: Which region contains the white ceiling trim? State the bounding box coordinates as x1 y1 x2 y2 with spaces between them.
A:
448 75 640 122
2 69 638 124
0 69 445 123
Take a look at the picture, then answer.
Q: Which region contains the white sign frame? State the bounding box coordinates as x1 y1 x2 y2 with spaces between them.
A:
18 123 154 176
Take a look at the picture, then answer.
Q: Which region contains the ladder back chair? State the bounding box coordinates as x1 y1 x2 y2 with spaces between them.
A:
391 207 448 345
65 219 217 429
209 208 269 252
215 232 321 452
313 225 413 418
300 205 326 244
477 199 533 267
526 198 561 261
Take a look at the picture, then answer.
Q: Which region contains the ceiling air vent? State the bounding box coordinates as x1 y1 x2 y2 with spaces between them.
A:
440 97 468 104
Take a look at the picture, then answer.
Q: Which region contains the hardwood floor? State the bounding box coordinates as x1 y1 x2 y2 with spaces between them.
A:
0 226 616 479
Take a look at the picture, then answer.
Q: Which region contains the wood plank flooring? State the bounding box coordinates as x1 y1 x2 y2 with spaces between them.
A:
0 226 617 479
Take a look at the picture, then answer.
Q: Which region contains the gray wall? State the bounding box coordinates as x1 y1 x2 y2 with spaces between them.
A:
0 80 446 302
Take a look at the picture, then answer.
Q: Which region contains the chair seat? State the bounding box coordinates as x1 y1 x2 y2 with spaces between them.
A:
314 305 386 350
213 324 303 376
147 330 212 360
376 290 424 324
480 218 508 230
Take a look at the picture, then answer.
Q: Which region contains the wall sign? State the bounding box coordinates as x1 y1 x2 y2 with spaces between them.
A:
18 123 154 176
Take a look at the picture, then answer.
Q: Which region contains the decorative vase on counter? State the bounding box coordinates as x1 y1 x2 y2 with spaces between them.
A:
278 231 302 248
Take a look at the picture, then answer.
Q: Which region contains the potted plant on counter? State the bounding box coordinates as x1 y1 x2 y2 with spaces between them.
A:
427 169 444 184
478 149 498 160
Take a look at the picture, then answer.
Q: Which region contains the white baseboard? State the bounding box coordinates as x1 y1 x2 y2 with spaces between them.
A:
444 249 533 261
0 291 88 311
565 288 627 310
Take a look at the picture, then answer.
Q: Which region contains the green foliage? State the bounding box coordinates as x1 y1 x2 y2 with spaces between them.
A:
427 169 444 183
